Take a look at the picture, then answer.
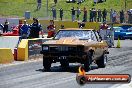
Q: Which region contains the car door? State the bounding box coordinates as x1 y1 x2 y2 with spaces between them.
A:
91 31 103 60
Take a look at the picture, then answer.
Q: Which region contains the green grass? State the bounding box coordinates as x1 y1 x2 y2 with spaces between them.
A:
0 0 131 20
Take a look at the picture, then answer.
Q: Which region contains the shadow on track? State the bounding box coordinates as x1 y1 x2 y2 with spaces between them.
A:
36 65 98 73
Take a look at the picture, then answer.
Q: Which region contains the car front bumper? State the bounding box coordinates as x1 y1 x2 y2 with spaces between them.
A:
40 51 88 62
40 51 87 57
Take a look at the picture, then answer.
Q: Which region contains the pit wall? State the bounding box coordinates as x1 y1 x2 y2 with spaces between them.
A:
0 48 14 64
0 38 50 63
17 39 28 61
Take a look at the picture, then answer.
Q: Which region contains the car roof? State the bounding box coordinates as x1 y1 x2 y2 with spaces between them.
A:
59 28 94 31
113 27 122 28
113 27 124 30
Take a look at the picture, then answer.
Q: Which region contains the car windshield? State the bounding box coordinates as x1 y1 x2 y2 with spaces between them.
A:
54 30 94 40
114 27 124 32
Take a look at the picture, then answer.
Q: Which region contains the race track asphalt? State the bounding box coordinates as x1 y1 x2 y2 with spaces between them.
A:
0 40 132 88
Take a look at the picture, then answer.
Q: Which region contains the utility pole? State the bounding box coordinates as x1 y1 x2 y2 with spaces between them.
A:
46 0 48 16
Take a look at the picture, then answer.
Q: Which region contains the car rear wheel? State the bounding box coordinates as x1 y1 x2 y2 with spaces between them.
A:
96 54 107 68
43 57 51 71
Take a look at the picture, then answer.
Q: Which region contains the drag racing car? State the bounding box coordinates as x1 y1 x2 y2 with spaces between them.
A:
114 27 132 40
40 28 109 71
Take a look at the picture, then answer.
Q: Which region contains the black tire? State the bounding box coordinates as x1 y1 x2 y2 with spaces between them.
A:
84 53 92 71
43 57 51 71
60 59 69 68
96 54 107 68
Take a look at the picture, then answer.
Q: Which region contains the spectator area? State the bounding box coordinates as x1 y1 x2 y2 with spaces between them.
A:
0 0 131 20
66 0 85 3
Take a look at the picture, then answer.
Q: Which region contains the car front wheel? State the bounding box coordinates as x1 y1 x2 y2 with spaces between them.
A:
43 57 51 71
84 52 92 71
96 54 107 68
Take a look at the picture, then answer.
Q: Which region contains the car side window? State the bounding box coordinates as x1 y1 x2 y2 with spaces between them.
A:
91 31 97 41
117 29 120 32
94 31 101 42
115 28 122 32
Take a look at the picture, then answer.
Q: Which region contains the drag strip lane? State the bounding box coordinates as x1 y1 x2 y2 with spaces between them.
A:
0 46 132 88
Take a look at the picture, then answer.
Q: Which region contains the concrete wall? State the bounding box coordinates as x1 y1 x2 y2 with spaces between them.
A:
0 48 14 64
17 39 28 61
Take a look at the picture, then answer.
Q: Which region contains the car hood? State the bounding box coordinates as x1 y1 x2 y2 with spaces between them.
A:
43 37 96 46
